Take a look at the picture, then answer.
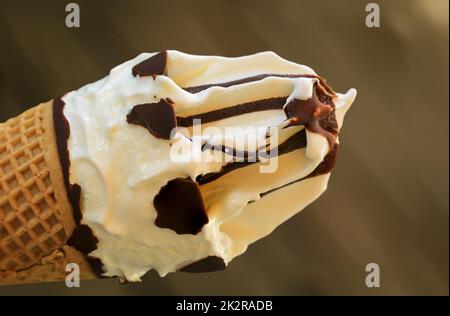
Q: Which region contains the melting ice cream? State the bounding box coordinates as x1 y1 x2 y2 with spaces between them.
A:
54 51 356 281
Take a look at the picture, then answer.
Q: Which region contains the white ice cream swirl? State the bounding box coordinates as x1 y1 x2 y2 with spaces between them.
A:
62 51 356 281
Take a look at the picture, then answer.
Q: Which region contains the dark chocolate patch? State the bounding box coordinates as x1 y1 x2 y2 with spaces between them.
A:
127 99 177 140
153 178 208 235
132 51 167 78
67 224 99 255
53 98 103 276
181 256 226 273
86 257 105 277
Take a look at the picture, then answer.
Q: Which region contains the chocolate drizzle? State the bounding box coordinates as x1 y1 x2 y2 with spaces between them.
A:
127 99 177 140
180 75 338 152
196 129 307 185
132 51 167 78
304 143 340 179
196 161 254 185
181 256 226 273
176 96 308 184
53 98 103 276
182 77 337 185
259 143 340 198
183 73 335 95
177 97 287 127
153 178 209 235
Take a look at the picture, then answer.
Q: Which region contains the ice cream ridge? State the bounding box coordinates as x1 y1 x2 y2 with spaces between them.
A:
0 50 356 284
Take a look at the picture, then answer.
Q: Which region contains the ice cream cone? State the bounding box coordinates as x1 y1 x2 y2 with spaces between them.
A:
0 51 356 284
0 101 96 285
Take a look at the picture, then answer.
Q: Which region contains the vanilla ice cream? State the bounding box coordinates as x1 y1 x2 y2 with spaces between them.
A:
55 51 356 281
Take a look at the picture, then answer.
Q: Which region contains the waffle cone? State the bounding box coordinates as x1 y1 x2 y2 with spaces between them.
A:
0 101 96 285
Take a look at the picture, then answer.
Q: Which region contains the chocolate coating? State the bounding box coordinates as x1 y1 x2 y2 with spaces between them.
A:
284 83 338 149
304 143 340 179
132 51 167 78
53 98 103 275
153 178 209 235
53 99 81 220
127 99 177 140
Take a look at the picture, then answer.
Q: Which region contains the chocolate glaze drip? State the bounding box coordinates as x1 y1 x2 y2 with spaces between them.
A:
153 178 209 235
181 256 226 273
132 51 167 78
53 98 104 276
259 143 340 198
196 129 307 185
177 97 287 127
183 73 336 95
284 83 338 148
127 99 177 140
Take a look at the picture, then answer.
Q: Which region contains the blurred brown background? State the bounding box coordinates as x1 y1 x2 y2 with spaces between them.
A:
0 0 448 295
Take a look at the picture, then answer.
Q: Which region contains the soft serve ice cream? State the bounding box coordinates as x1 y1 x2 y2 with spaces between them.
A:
54 51 356 281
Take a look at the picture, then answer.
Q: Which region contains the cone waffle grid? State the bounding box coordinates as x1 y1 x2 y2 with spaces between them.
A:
0 105 68 271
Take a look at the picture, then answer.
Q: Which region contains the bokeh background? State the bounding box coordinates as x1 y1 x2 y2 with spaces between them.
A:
0 0 448 295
